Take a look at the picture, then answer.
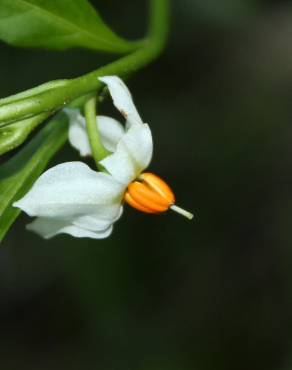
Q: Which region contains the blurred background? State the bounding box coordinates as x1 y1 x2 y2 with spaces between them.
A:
1 0 292 369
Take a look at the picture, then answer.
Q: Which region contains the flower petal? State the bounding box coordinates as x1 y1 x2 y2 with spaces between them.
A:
13 162 125 219
73 205 123 231
98 115 125 152
66 109 92 157
25 204 123 239
99 76 143 126
27 217 113 239
100 123 153 185
66 108 125 155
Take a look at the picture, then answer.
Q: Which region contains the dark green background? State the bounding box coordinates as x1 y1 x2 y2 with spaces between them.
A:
1 0 292 369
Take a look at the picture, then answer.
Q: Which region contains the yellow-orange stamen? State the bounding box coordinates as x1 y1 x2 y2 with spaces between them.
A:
139 173 175 204
124 172 194 220
124 173 174 214
124 191 157 214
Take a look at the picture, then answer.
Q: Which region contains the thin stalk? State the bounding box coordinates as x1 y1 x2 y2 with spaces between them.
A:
0 0 170 125
84 96 109 167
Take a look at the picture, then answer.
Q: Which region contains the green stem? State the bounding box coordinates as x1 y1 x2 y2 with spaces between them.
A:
0 0 170 126
84 96 109 167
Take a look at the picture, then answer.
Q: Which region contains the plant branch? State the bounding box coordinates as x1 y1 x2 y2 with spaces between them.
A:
0 0 170 126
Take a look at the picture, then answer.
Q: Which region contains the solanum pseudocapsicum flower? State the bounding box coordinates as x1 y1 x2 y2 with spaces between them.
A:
13 76 193 239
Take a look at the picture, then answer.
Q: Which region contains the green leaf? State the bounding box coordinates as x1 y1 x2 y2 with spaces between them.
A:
0 0 139 53
0 113 68 242
0 112 51 155
0 79 69 108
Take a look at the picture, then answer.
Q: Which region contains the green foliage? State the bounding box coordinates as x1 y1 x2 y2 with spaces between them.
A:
0 112 51 155
0 0 137 53
0 80 69 109
0 113 68 242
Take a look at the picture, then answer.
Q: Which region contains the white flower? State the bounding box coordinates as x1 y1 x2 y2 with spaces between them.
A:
13 76 153 239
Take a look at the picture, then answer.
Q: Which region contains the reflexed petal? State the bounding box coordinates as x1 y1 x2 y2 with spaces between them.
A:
27 217 113 239
99 76 143 126
13 162 125 219
100 124 153 185
73 205 123 231
66 108 125 155
98 116 125 152
25 205 123 240
66 108 92 157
